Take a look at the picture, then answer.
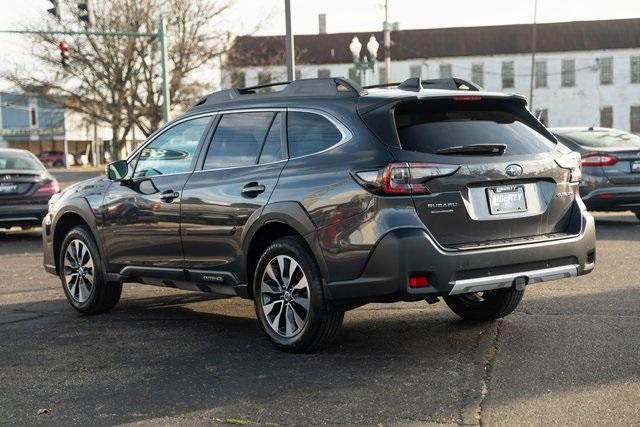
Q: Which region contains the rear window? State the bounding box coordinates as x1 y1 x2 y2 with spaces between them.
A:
395 99 555 155
0 152 43 171
562 130 640 149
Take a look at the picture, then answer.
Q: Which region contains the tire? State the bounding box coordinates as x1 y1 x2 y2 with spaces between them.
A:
444 288 524 321
53 160 63 167
253 236 344 352
59 225 122 314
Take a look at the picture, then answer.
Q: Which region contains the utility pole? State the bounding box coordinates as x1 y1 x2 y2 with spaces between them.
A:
159 15 170 123
284 0 295 81
383 0 391 84
528 0 538 109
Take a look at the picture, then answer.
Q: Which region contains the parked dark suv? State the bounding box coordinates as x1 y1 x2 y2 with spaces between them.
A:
43 77 596 351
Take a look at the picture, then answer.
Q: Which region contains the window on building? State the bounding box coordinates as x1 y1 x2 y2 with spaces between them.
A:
535 60 547 87
561 59 575 87
502 61 515 88
258 71 272 91
599 57 613 85
534 108 548 126
317 68 330 78
230 71 245 88
471 63 484 87
600 106 613 128
631 106 640 134
631 56 640 84
204 112 274 169
378 66 386 84
287 112 342 157
29 106 37 127
409 65 422 79
439 63 452 79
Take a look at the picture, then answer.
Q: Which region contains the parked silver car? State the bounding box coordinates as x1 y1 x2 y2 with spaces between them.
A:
552 127 640 218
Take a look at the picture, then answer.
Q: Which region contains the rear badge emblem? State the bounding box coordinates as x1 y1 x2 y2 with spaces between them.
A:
505 164 523 177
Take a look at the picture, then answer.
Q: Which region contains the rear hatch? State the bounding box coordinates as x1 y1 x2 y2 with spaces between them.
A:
560 129 640 185
362 96 579 248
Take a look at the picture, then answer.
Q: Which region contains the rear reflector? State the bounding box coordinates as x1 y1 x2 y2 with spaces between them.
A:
594 193 615 199
408 276 429 288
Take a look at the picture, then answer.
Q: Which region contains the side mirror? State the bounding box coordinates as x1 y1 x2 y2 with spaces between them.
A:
106 160 130 181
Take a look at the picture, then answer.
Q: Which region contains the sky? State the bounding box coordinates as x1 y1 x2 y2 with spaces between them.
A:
1 0 639 89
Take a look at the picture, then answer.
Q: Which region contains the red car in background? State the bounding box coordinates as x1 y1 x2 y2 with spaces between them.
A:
38 151 75 167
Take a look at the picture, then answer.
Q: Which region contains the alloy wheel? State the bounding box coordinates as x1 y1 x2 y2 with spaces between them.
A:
63 239 94 303
260 255 311 338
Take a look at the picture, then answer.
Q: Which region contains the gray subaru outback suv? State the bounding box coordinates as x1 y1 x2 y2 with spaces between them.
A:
43 77 596 351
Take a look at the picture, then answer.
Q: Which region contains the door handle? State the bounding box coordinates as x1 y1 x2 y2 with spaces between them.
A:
160 190 180 202
241 182 266 197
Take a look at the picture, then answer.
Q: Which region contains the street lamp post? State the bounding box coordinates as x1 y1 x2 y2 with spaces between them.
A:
349 35 379 86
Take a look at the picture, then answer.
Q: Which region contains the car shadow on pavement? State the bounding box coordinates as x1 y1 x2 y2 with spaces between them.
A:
1 285 639 425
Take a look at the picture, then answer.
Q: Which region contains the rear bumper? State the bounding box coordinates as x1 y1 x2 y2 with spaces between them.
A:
581 186 640 211
0 204 48 228
325 210 596 306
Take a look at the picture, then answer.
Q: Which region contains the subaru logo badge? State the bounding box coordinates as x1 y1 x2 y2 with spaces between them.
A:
505 164 523 177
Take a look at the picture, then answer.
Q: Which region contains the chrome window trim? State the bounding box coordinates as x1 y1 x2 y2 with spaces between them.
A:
127 107 353 175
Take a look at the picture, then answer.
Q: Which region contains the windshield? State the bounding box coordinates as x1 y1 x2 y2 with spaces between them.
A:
395 99 556 155
563 130 640 149
0 152 44 171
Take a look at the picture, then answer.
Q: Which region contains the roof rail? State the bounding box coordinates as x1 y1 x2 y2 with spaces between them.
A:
190 77 366 110
364 77 483 92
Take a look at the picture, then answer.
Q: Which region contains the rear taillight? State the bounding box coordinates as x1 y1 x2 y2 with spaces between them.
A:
355 162 460 195
555 152 582 183
580 153 618 167
35 179 60 196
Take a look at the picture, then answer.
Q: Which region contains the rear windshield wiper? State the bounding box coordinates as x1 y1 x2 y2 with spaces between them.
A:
435 144 507 155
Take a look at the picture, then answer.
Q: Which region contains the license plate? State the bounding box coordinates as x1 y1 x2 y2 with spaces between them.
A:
631 161 640 173
0 184 17 194
486 185 527 215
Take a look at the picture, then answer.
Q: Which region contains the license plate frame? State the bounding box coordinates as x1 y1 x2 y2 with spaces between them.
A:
486 185 527 215
0 184 18 194
631 160 640 173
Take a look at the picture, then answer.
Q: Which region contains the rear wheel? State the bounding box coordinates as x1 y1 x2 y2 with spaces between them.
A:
444 288 524 321
59 225 122 314
253 236 344 352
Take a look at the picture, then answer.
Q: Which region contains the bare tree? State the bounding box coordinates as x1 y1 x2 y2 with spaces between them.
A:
5 0 231 159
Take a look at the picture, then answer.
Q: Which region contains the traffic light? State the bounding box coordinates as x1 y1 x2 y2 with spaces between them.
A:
58 42 70 67
47 0 59 19
77 2 91 25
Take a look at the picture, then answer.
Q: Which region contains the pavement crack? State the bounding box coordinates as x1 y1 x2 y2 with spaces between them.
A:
477 320 502 427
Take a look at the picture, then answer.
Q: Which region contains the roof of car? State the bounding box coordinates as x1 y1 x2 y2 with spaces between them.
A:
550 127 624 134
187 77 526 114
0 148 32 154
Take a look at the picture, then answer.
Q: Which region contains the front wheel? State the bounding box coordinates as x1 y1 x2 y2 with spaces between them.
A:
253 236 344 352
444 288 524 321
59 225 122 314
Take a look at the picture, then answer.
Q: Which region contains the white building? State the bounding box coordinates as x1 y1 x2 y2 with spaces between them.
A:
223 18 640 133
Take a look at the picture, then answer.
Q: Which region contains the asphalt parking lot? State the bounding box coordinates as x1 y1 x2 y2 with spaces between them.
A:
1 212 639 426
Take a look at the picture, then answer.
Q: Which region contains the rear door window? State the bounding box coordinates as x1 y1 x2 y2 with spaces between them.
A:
287 111 342 157
204 112 274 169
395 99 555 155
